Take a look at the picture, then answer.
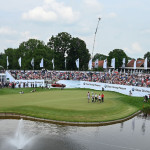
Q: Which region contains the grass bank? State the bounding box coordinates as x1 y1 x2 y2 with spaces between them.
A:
0 88 149 122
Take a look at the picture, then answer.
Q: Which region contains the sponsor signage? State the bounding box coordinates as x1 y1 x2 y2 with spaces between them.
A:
80 81 150 97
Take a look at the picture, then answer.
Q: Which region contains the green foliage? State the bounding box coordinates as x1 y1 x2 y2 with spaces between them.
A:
48 32 91 70
107 49 128 69
47 32 72 70
3 39 54 70
0 52 6 69
5 48 20 69
67 37 90 70
0 34 133 71
93 66 104 71
144 52 150 62
18 39 52 70
93 53 107 61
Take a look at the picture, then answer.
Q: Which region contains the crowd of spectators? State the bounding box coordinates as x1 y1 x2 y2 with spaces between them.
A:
8 70 150 87
0 82 10 88
0 70 5 73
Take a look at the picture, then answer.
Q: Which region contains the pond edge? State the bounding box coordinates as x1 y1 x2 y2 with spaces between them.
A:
0 111 141 127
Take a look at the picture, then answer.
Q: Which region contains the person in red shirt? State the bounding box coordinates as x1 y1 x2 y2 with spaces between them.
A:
101 93 104 102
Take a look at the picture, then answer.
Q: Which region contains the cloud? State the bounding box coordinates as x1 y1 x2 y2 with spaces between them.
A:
107 12 117 18
0 27 17 35
141 29 150 34
22 0 80 23
124 42 143 58
131 42 142 52
0 29 39 53
22 7 57 22
20 31 39 41
83 0 103 11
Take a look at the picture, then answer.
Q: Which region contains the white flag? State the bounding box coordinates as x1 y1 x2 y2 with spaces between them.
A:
52 58 55 70
40 58 44 67
122 58 125 68
31 58 34 67
144 58 147 70
95 59 98 68
103 59 107 69
111 58 115 69
18 57 21 67
133 59 136 69
88 59 92 70
76 58 79 69
7 56 9 67
65 58 66 69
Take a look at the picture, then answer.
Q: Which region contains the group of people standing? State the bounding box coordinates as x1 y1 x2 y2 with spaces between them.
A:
87 92 104 103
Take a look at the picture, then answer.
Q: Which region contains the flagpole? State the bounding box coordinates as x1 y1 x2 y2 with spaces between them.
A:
65 58 66 70
33 58 34 71
78 59 80 71
64 51 67 70
78 58 79 71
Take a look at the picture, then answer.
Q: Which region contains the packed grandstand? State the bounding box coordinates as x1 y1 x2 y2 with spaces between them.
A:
0 70 150 88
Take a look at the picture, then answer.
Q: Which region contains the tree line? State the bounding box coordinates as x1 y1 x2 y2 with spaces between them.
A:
0 32 149 70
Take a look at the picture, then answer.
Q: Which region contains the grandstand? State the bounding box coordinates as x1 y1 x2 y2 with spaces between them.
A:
0 66 6 87
0 69 149 88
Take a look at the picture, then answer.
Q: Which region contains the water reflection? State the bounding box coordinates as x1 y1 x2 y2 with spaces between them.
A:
141 121 146 135
132 118 135 131
0 113 150 150
137 113 149 135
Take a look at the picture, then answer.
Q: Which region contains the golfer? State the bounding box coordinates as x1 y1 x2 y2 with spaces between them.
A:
98 94 101 103
95 93 98 102
101 93 104 102
87 91 90 103
92 92 94 102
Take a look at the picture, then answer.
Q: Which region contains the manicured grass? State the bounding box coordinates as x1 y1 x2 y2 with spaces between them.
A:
0 88 149 122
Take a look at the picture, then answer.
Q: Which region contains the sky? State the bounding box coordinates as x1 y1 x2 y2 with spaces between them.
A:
0 0 150 59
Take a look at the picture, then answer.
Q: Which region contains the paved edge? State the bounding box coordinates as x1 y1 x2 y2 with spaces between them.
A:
0 111 141 127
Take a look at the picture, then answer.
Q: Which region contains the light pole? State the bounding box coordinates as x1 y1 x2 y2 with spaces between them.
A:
91 17 101 59
90 18 101 81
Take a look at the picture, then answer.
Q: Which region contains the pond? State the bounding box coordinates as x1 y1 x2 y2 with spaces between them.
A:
0 113 149 150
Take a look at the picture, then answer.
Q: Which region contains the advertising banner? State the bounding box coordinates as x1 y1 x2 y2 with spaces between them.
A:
80 81 150 97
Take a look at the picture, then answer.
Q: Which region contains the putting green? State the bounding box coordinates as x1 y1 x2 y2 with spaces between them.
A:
0 88 145 122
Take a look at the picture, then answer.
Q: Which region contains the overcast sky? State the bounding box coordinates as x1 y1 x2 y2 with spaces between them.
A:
0 0 150 58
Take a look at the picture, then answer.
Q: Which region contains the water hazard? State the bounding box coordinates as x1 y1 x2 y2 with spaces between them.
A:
0 113 149 150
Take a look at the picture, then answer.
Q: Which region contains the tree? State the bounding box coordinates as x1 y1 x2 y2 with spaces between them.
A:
18 39 52 70
107 49 128 69
5 48 19 69
67 37 90 70
144 52 150 62
47 32 72 70
137 58 143 60
0 52 6 69
47 32 90 70
93 53 107 61
1 33 90 70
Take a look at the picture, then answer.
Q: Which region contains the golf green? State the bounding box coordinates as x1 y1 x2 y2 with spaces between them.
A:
0 88 146 122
